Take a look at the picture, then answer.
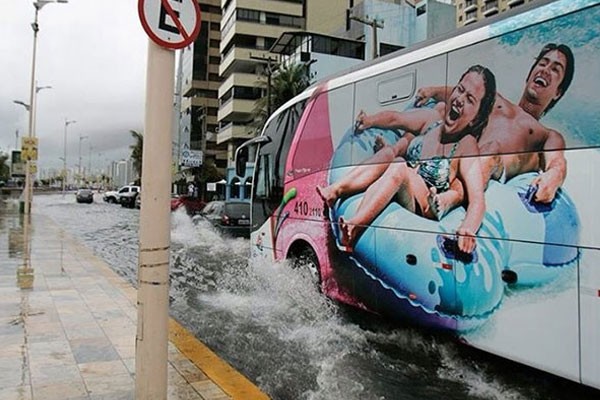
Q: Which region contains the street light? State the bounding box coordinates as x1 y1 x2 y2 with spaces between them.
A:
63 118 76 194
13 100 31 111
22 0 68 215
78 134 88 185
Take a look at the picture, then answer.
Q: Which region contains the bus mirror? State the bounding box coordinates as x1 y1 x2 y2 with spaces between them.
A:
234 135 272 177
235 146 249 177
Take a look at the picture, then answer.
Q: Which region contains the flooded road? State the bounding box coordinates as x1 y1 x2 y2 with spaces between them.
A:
25 193 599 400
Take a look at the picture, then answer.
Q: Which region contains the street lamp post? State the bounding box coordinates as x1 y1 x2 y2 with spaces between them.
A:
63 118 76 194
23 0 68 215
78 134 88 186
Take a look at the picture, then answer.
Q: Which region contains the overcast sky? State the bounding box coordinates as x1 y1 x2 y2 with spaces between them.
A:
1 0 149 172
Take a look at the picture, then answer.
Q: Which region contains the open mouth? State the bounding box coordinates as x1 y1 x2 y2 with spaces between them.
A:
448 104 460 121
533 75 548 87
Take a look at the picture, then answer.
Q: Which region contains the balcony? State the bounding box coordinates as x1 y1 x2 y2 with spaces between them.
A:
220 46 275 77
464 13 478 25
218 97 255 122
217 122 254 144
507 0 525 7
219 72 263 98
482 2 499 16
464 0 477 12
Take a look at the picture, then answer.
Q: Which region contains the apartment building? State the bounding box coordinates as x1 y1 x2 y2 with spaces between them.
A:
178 0 227 178
455 0 537 27
217 0 305 166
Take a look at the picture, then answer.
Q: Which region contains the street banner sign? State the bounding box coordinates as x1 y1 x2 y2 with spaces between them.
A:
21 137 39 161
180 145 203 167
11 151 25 178
138 0 201 50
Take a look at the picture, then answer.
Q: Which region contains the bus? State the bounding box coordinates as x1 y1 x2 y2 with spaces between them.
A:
234 0 600 389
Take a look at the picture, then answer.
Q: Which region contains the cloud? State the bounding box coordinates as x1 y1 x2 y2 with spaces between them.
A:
1 0 150 172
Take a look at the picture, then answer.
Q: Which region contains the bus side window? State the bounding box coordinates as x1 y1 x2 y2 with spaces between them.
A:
255 154 271 199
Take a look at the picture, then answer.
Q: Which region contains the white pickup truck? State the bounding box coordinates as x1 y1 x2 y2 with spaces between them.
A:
103 185 140 204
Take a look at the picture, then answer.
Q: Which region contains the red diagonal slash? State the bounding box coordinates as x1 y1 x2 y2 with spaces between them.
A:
160 0 190 41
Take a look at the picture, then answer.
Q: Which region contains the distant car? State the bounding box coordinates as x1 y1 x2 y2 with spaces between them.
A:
199 200 250 238
171 195 206 215
103 185 140 204
135 193 141 209
75 188 94 204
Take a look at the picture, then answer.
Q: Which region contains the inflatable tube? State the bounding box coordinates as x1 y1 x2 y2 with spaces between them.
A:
327 126 581 330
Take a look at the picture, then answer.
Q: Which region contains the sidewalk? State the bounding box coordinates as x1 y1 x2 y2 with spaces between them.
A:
0 202 269 400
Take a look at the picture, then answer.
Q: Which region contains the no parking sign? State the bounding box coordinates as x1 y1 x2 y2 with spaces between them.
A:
138 0 201 50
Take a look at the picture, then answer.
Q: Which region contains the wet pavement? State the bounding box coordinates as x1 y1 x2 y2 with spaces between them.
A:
0 199 267 400
18 194 600 400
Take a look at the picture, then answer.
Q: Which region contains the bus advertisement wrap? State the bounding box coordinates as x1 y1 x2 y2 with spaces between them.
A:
245 0 600 389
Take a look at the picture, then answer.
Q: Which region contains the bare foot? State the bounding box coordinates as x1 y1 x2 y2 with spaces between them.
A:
316 185 337 208
373 135 388 153
338 217 355 251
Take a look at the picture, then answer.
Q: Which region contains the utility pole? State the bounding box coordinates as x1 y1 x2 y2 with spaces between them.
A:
15 129 19 149
250 54 279 116
349 13 384 59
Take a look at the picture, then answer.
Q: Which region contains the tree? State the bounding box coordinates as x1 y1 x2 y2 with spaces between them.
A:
0 152 10 181
129 130 143 178
251 62 312 132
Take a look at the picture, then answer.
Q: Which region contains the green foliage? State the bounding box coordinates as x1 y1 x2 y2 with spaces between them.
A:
251 62 312 132
0 152 9 181
129 130 143 178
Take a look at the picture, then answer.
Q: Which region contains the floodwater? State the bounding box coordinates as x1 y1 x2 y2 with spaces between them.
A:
21 193 599 400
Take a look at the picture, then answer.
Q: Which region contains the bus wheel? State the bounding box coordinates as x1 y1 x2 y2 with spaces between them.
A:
290 245 321 291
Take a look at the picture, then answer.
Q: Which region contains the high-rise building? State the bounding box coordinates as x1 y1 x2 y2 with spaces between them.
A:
217 0 305 166
178 1 227 179
455 0 536 27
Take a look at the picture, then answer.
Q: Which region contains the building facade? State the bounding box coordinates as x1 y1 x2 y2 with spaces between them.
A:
177 0 227 183
455 0 537 27
217 0 305 165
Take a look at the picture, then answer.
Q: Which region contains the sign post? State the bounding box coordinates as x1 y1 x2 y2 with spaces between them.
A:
136 1 200 399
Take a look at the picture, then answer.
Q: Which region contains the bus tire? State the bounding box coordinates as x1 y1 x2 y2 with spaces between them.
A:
289 244 321 291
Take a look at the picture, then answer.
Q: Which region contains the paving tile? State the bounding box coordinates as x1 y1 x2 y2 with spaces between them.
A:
63 322 106 341
78 360 129 379
30 362 82 385
82 373 133 396
28 340 75 365
0 385 32 400
167 384 204 400
69 337 120 364
171 358 208 383
89 391 134 400
0 364 28 389
32 380 87 400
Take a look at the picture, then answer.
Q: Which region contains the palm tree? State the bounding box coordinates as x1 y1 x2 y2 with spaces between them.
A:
251 62 311 131
129 130 143 178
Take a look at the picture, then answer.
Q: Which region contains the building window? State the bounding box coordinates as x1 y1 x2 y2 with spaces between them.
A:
379 42 403 57
416 5 426 16
210 39 219 48
237 9 261 23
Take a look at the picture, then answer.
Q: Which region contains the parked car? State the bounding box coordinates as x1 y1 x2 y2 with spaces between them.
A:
103 185 140 204
198 200 250 238
75 188 94 204
135 193 141 209
120 191 139 208
171 195 206 215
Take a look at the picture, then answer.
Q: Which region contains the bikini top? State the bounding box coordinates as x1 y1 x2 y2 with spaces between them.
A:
405 120 459 193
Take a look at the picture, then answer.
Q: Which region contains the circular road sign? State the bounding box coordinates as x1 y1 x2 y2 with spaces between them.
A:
138 0 201 50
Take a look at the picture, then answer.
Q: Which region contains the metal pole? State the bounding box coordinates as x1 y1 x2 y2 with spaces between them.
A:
63 119 75 194
23 6 40 216
135 40 173 400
